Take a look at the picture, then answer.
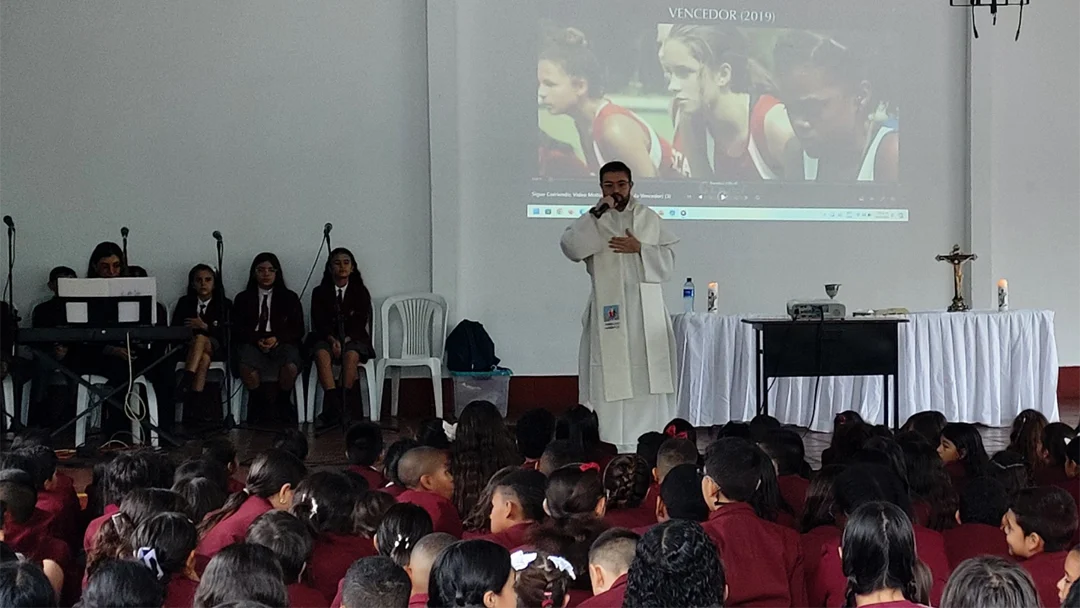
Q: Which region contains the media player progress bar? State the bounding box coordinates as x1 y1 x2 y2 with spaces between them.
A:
526 205 909 222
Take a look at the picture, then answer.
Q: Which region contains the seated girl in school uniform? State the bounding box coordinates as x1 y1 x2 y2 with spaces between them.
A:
172 264 231 419
939 555 1038 608
310 248 375 427
839 501 929 608
937 423 990 494
232 252 304 424
601 455 655 530
129 512 200 608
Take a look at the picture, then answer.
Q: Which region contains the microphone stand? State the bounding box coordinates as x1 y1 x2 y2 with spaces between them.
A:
317 230 352 436
217 236 238 431
3 221 18 431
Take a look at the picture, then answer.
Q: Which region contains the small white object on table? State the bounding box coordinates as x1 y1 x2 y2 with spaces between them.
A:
672 309 1059 432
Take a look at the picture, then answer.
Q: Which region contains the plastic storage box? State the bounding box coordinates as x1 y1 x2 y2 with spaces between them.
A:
450 369 512 418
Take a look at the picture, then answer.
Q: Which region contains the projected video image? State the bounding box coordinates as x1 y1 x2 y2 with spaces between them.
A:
537 23 899 184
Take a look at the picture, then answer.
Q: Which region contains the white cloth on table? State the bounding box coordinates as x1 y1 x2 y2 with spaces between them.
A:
561 199 679 451
674 309 1059 432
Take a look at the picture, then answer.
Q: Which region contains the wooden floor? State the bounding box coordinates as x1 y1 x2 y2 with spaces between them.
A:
12 398 1079 493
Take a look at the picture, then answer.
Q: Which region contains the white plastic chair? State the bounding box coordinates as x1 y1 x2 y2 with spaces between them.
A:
2 376 30 431
233 375 306 427
173 362 241 423
306 361 378 423
374 293 447 422
75 374 158 447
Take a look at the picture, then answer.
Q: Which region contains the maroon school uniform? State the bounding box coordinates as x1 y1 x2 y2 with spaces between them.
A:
307 532 377 602
603 506 656 530
164 576 200 608
577 574 627 608
347 464 388 490
700 502 807 607
778 475 809 519
811 525 950 608
83 503 120 553
409 593 429 608
858 602 928 608
5 507 67 553
944 461 970 494
567 588 593 607
289 582 330 608
942 523 1012 568
196 495 274 559
802 525 842 586
381 482 406 498
910 501 932 528
1019 550 1068 608
226 477 245 494
1033 464 1070 488
397 489 463 537
478 521 535 551
5 527 71 570
642 482 659 514
35 491 76 546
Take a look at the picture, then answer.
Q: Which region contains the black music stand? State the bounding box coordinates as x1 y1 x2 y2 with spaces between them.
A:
743 317 909 429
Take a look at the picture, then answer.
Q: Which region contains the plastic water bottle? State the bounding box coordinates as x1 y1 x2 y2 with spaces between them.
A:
682 278 695 313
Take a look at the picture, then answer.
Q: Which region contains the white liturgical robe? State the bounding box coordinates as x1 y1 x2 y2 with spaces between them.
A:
560 198 679 451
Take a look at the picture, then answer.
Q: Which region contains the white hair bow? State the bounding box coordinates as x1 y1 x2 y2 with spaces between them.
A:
310 497 319 517
135 547 165 580
547 555 577 580
509 550 577 580
443 420 458 441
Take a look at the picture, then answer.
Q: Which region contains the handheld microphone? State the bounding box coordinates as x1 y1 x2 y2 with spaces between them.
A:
2 216 13 230
212 230 223 242
323 222 333 236
121 226 130 238
589 203 609 219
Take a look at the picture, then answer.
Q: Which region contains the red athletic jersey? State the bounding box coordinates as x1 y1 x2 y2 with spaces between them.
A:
589 101 674 177
672 94 781 181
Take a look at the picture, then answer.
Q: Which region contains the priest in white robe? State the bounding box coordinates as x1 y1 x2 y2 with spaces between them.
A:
560 161 679 452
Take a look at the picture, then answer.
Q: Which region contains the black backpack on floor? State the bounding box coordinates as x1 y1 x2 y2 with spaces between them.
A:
445 320 500 372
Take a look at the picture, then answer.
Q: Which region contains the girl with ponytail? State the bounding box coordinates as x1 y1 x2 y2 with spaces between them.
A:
86 488 190 579
195 448 306 560
512 549 575 608
428 539 516 608
601 455 654 529
840 501 926 608
526 464 608 590
129 512 199 608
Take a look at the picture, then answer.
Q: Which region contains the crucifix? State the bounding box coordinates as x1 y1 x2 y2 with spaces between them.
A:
935 244 978 312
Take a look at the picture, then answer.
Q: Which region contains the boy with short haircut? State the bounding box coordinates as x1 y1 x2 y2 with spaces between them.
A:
580 528 639 607
405 533 456 607
246 510 325 608
340 556 411 608
482 469 547 549
1002 486 1079 607
942 476 1012 567
345 421 387 489
396 447 462 537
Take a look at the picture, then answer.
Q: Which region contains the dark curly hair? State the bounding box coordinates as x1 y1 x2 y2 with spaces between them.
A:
513 549 574 608
450 401 521 520
602 454 652 510
527 464 608 590
623 520 726 608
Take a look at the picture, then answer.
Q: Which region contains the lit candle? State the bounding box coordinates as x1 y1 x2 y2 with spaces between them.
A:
707 282 719 312
997 279 1009 312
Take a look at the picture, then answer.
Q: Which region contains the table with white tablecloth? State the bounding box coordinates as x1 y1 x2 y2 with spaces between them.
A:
672 309 1059 432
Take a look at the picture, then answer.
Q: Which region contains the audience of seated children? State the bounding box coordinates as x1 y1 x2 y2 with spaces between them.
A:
656 463 709 525
352 488 398 539
481 469 547 550
463 466 519 536
172 475 228 525
201 437 245 494
0 449 70 553
82 558 165 608
527 463 609 594
340 555 412 608
375 503 435 569
403 533 457 608
601 455 654 529
0 468 70 588
1007 409 1050 476
938 422 990 494
810 464 951 607
452 401 523 522
0 559 58 608
10 431 80 531
758 429 811 520
193 542 289 608
1037 422 1078 487
83 451 156 553
940 555 1038 608
1002 485 1079 607
897 432 958 530
86 488 190 580
799 465 845 587
623 520 726 608
246 510 327 608
901 411 948 446
429 539 517 608
129 511 200 608
1058 544 1080 606
172 264 231 417
557 406 618 472
518 408 558 471
233 252 305 424
511 548 576 608
634 431 667 513
579 528 638 608
942 476 1012 567
196 448 307 560
395 446 463 537
840 501 927 608
539 440 587 477
820 411 867 466
699 436 805 606
309 247 376 427
382 438 420 497
345 421 387 489
291 471 376 601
